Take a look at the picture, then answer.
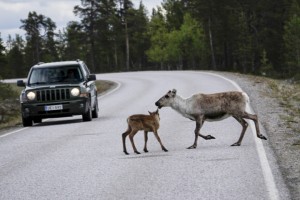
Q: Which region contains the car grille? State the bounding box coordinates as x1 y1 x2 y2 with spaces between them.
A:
36 88 71 102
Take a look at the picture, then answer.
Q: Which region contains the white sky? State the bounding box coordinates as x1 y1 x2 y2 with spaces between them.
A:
0 0 162 42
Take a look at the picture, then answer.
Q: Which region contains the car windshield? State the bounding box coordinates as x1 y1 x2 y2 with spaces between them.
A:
28 65 83 85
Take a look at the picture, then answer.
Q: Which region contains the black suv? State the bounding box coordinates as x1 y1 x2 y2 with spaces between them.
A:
17 60 98 126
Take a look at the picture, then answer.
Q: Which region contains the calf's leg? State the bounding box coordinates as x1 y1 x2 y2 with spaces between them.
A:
143 131 149 153
153 131 168 152
129 130 140 154
122 126 131 155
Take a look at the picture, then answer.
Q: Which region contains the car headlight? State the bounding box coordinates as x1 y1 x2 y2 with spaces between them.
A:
27 91 36 100
71 88 80 96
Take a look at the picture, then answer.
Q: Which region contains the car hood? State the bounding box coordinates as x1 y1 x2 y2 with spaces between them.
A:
25 83 82 90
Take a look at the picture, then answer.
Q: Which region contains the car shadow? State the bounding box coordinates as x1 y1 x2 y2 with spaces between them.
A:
34 118 83 127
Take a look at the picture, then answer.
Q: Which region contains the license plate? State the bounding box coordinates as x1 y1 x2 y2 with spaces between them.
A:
45 105 63 111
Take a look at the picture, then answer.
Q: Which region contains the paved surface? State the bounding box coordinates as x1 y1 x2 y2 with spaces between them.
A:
0 71 290 200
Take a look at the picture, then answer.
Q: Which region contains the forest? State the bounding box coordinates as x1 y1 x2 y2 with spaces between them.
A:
0 0 300 80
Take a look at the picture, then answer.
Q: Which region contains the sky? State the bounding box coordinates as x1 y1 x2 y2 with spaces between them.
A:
0 0 162 42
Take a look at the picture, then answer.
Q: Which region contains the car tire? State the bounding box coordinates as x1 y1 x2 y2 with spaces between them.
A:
92 98 99 118
82 104 92 121
22 117 33 127
33 118 42 123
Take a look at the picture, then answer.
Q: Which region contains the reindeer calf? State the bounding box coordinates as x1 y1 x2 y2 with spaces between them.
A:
122 109 168 155
155 89 267 149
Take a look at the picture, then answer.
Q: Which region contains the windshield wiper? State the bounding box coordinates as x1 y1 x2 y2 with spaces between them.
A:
29 81 47 85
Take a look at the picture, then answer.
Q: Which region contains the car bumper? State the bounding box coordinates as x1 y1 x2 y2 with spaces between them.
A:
21 99 89 119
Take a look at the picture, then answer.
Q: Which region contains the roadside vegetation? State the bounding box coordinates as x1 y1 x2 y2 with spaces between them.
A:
250 76 300 139
266 79 300 145
0 80 116 130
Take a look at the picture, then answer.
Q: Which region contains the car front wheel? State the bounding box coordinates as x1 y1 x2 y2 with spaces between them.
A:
22 116 33 127
92 97 99 118
82 104 92 121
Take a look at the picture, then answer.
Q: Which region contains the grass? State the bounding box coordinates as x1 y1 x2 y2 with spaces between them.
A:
265 78 300 133
0 80 116 130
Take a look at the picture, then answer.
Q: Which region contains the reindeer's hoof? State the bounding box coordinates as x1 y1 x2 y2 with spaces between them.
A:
134 151 141 154
144 149 149 153
258 134 267 140
163 148 168 152
187 145 197 149
205 135 216 140
231 142 241 146
124 151 129 155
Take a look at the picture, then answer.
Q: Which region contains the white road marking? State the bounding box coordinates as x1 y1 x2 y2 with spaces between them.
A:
0 127 28 138
204 72 279 200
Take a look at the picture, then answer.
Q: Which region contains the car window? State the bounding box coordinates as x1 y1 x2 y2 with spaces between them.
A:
28 65 84 85
81 63 90 78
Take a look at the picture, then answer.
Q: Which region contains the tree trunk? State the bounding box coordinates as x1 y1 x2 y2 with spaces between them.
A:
125 19 130 71
208 17 216 70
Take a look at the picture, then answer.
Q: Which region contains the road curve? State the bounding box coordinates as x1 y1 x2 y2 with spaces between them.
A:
0 71 290 200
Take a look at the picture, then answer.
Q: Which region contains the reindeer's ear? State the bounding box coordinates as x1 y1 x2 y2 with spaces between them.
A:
148 111 151 115
171 89 177 96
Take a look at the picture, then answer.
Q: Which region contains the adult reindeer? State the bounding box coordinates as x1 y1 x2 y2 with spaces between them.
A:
155 89 267 149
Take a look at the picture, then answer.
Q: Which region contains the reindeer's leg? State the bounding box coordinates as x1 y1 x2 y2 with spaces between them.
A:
197 120 216 140
199 120 216 140
187 121 202 149
231 116 248 146
143 131 149 153
153 131 168 152
129 129 141 154
242 112 267 140
199 134 216 140
122 126 131 155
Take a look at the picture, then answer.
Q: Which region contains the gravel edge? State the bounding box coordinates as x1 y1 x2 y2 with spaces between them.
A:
216 72 299 199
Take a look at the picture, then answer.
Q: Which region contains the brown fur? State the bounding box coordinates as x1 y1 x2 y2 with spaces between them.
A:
122 109 168 155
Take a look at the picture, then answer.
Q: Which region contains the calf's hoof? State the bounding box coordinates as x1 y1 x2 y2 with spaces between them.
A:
144 149 149 153
134 151 141 154
163 148 168 152
124 151 129 155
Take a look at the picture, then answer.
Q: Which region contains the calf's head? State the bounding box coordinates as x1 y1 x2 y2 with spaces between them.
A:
155 89 177 109
149 109 160 119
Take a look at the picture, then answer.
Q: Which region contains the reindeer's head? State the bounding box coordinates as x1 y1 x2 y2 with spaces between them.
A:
155 89 177 109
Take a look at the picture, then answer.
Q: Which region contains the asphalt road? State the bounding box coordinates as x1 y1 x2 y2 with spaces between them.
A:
0 71 290 200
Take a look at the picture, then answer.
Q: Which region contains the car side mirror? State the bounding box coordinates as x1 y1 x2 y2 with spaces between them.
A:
17 80 25 87
88 74 96 81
